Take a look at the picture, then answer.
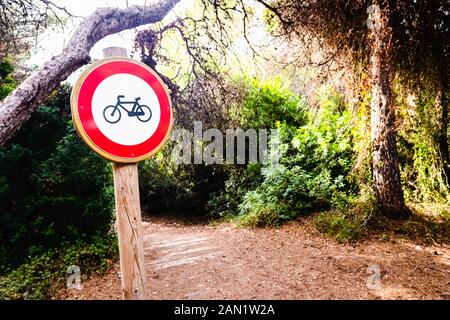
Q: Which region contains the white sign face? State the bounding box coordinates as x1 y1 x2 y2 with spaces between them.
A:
91 73 161 146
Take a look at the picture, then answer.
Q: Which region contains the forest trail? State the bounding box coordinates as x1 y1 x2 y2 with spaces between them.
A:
56 215 450 300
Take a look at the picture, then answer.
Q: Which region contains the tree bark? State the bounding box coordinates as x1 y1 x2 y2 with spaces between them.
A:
0 0 180 145
369 2 409 219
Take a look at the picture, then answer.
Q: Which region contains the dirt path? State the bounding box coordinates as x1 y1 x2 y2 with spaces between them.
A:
56 215 450 300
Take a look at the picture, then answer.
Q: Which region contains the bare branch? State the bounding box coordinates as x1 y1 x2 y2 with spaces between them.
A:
40 0 81 18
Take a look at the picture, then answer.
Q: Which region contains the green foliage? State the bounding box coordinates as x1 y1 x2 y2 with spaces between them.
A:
236 87 355 227
441 208 450 222
235 77 307 129
0 236 117 300
0 58 17 100
208 78 308 220
396 85 450 203
0 85 114 272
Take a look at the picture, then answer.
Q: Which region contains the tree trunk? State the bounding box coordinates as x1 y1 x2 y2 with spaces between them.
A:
369 2 409 219
0 0 180 146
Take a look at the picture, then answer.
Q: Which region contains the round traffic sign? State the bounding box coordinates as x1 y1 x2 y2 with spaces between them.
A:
70 58 172 163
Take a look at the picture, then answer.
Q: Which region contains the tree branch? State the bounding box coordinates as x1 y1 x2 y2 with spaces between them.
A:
0 0 181 145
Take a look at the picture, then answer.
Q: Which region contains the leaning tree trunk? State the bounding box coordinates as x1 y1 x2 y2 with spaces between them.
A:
369 2 409 219
0 0 180 146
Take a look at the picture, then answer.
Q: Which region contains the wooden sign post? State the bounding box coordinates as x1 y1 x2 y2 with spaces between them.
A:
112 161 146 299
70 46 173 300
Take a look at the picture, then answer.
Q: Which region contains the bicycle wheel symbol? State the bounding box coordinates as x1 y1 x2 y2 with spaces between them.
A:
103 105 121 124
136 105 152 122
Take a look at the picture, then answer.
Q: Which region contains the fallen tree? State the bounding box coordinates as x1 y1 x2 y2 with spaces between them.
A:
0 0 181 145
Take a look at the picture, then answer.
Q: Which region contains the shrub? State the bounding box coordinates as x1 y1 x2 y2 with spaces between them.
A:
237 87 355 226
314 197 378 243
208 77 307 220
235 77 307 129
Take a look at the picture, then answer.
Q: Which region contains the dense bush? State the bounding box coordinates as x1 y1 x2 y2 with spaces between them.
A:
0 85 114 272
236 87 355 226
207 78 307 219
236 77 307 129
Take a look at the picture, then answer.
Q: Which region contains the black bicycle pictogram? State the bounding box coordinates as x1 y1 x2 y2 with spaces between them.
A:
103 95 152 124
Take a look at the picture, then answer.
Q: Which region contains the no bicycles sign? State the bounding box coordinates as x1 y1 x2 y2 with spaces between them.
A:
71 58 172 163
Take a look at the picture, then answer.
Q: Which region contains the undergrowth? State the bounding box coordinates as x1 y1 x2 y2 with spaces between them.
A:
314 199 450 244
0 235 117 300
